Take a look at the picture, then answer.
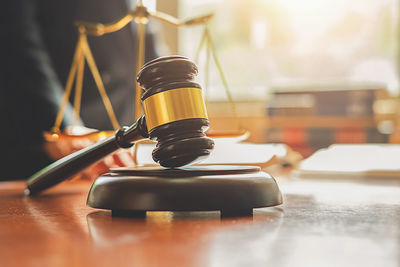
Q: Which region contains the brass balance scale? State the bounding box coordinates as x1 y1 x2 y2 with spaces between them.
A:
45 1 248 149
32 1 282 217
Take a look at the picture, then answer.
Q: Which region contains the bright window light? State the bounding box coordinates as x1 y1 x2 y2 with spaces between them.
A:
179 0 400 100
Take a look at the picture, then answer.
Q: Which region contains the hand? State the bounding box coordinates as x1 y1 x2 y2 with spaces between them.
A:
43 126 136 181
77 148 135 181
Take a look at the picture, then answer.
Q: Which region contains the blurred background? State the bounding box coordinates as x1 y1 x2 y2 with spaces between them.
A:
151 0 400 157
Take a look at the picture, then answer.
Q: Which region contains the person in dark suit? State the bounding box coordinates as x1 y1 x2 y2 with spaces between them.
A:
0 0 163 180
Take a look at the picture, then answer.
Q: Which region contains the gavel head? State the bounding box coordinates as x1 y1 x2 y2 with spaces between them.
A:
137 55 215 168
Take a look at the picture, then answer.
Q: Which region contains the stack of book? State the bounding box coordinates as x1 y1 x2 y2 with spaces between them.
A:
266 87 390 156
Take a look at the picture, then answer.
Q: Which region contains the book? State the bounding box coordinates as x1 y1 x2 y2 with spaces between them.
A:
265 127 388 157
267 88 387 117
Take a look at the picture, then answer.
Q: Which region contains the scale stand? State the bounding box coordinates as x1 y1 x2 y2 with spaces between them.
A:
87 165 282 218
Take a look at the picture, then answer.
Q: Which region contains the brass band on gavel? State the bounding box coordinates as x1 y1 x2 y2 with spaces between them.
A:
142 87 208 131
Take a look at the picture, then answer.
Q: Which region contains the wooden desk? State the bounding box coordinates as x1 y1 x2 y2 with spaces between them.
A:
1 177 399 267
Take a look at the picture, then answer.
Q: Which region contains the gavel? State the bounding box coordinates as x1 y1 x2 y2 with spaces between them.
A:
26 56 215 195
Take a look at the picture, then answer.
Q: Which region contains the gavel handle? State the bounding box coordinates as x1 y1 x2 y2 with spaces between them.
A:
25 116 148 196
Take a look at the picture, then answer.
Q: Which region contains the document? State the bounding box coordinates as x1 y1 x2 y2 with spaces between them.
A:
294 144 400 179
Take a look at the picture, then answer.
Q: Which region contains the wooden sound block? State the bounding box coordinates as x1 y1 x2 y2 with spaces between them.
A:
86 165 282 217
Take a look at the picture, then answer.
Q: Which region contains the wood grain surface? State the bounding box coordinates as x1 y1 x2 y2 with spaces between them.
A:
1 177 399 267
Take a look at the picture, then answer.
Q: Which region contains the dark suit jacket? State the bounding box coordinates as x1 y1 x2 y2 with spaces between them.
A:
0 0 160 180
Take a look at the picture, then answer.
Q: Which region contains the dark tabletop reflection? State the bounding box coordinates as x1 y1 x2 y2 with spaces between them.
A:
86 209 283 266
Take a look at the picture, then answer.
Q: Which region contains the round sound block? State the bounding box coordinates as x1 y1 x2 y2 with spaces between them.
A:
86 165 282 217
